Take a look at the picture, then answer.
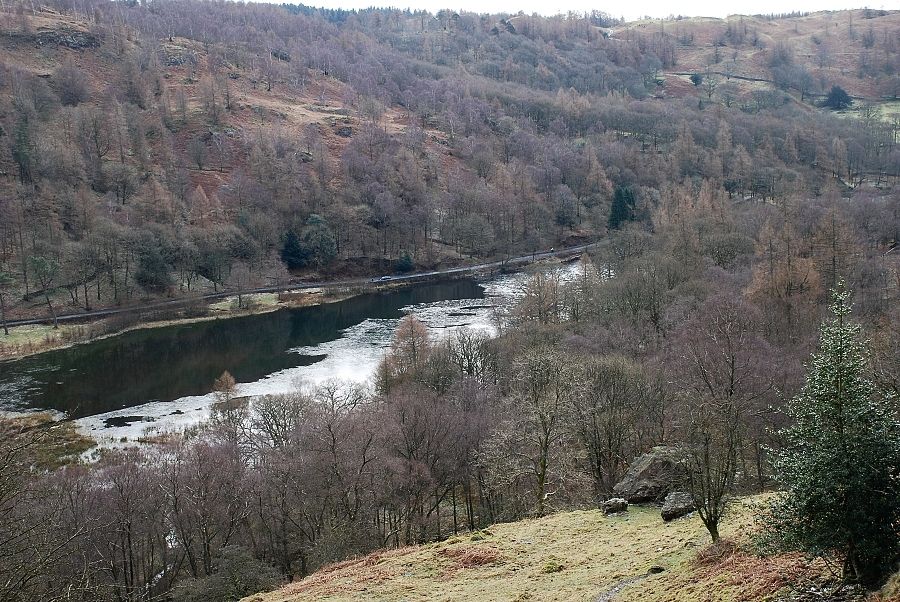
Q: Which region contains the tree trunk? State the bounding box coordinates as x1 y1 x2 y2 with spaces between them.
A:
44 292 58 329
451 486 458 535
705 519 720 542
0 293 8 335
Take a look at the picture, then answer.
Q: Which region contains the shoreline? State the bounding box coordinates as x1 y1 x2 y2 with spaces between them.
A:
0 265 504 362
4 259 580 449
0 244 592 362
0 285 368 362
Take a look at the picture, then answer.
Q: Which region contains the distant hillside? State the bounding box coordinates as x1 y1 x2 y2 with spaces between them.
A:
615 9 900 104
243 496 860 602
0 2 897 327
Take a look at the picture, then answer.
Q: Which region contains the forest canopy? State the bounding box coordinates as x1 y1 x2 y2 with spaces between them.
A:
0 2 897 329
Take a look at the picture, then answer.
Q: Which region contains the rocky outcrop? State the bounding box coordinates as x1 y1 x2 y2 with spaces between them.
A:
599 498 628 515
661 491 695 521
34 27 99 49
160 48 195 67
612 446 686 503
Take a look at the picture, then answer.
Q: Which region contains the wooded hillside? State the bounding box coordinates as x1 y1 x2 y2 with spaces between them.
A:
0 3 897 328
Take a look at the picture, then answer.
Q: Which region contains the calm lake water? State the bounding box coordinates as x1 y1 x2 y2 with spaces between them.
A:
0 279 484 409
0 265 578 443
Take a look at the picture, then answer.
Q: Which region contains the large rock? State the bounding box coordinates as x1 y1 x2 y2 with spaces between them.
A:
599 497 628 515
661 491 695 521
34 28 100 49
612 446 686 503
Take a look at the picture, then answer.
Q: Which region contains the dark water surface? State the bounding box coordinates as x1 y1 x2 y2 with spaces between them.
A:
0 279 483 418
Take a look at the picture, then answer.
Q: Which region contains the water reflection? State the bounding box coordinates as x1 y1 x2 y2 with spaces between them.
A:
0 279 484 418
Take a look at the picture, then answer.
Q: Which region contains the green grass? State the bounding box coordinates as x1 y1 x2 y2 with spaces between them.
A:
876 100 900 121
208 292 280 312
245 496 823 602
0 323 87 357
831 99 900 124
4 412 96 469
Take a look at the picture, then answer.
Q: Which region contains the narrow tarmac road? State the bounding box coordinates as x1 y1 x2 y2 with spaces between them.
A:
4 243 596 328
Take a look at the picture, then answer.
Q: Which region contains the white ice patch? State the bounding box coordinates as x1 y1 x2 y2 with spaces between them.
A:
76 263 583 446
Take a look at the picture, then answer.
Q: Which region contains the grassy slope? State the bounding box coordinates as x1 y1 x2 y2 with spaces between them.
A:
245 496 827 602
615 10 900 112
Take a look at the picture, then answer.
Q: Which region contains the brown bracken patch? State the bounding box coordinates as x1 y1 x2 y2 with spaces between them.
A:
693 542 818 602
439 545 503 577
280 547 413 596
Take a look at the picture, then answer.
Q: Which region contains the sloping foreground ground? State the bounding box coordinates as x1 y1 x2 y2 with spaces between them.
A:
244 496 861 602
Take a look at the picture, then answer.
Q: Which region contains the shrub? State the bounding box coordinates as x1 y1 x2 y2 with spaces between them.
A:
395 252 414 273
173 546 282 602
822 85 852 110
53 62 90 106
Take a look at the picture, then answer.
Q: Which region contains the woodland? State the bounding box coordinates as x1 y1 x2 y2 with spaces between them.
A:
0 1 899 601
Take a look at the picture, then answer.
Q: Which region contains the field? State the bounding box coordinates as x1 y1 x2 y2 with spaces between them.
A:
615 10 900 118
246 496 838 602
0 323 97 359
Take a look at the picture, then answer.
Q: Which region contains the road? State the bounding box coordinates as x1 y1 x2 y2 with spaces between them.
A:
3 243 597 328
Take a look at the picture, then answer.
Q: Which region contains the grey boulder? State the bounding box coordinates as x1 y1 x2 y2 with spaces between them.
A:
612 446 686 503
661 491 695 521
599 498 628 515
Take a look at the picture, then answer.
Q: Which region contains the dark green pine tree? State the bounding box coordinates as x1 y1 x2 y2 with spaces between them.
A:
823 85 853 110
394 251 414 273
607 186 635 230
768 286 900 585
299 215 338 269
280 229 309 270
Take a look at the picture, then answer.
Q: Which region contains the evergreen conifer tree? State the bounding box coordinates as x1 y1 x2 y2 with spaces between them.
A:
607 186 635 230
823 85 853 110
767 286 900 585
280 229 308 270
